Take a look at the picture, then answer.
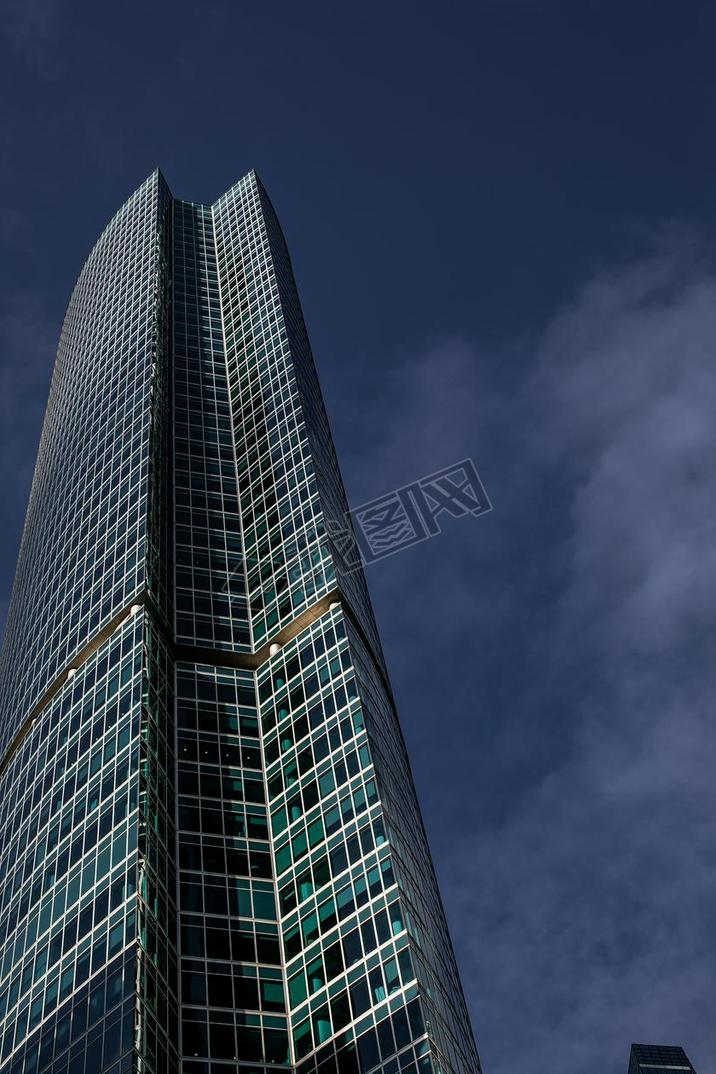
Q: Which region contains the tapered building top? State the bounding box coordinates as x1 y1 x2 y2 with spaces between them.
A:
0 171 481 1074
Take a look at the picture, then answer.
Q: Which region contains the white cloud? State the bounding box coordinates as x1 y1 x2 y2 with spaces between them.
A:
455 253 716 1074
329 241 716 1074
1 229 713 1071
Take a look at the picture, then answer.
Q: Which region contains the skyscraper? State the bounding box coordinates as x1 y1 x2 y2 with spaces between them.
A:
0 170 481 1074
629 1044 697 1074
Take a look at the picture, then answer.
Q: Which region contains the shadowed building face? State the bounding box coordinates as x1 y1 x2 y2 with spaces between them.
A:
0 170 481 1074
629 1044 697 1074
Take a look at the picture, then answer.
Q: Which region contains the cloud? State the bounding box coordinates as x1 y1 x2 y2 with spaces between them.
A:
328 238 716 1073
1 224 713 1070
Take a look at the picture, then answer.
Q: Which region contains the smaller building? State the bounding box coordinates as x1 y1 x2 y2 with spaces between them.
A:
629 1043 697 1074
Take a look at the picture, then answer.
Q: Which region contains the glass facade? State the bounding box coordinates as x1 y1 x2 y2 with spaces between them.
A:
629 1044 697 1074
0 170 481 1074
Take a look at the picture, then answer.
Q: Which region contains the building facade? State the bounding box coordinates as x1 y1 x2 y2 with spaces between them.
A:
629 1044 697 1074
0 171 481 1074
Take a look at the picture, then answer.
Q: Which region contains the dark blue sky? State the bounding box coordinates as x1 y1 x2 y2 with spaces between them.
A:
2 3 716 1072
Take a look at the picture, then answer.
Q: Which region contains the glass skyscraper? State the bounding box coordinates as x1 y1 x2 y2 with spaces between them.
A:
0 170 481 1074
629 1045 697 1074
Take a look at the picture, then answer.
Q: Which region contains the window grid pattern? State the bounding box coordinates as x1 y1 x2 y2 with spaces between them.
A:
172 202 250 651
212 175 335 647
176 663 290 1070
0 616 143 1074
0 169 481 1074
137 614 179 1074
255 610 436 1074
0 171 171 756
252 182 385 678
341 624 480 1074
629 1045 697 1074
